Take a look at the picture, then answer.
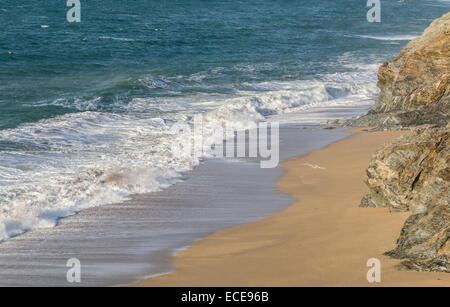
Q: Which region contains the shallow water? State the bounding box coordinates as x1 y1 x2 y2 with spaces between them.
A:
0 123 352 286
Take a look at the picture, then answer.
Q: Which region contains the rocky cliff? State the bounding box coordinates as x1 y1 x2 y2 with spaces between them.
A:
361 125 449 272
341 12 450 129
359 13 450 273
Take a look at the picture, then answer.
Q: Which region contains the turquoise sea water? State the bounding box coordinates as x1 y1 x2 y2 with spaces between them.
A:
0 1 448 241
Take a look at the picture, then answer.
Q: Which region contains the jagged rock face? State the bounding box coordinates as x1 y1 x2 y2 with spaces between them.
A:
362 125 449 213
343 13 450 129
361 125 449 270
375 13 450 115
355 13 450 273
386 195 449 260
397 255 449 273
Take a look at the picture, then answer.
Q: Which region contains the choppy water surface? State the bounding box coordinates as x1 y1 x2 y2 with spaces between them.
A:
0 0 448 242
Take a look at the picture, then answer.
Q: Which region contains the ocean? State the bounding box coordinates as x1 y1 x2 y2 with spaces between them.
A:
0 0 448 244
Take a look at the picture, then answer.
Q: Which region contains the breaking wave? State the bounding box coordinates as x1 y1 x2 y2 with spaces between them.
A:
0 63 379 242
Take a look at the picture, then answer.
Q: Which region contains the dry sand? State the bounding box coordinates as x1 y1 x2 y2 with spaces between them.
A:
132 130 449 287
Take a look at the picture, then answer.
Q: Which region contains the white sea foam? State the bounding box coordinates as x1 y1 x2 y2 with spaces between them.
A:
0 64 380 242
303 163 326 170
99 36 135 42
354 34 418 41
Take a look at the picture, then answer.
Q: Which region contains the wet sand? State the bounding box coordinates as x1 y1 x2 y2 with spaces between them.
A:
133 130 450 286
0 124 349 286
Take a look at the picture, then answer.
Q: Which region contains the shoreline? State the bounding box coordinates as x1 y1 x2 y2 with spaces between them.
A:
0 124 350 286
132 130 450 286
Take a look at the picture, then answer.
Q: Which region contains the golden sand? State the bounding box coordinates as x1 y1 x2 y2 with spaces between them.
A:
132 130 449 286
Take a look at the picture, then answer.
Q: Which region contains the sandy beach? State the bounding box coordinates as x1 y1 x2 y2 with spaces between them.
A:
2 1 448 289
133 130 450 287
